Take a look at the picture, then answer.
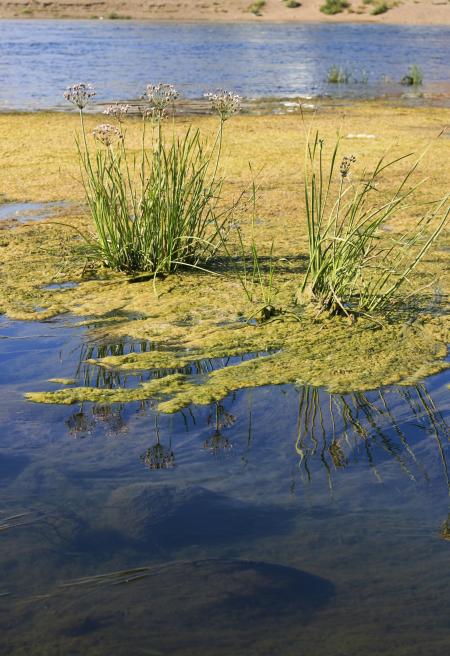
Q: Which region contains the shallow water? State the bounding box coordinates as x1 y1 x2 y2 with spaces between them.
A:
1 21 450 109
0 201 70 223
0 313 449 654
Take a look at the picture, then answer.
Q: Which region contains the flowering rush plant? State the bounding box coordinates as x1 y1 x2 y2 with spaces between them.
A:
64 81 243 276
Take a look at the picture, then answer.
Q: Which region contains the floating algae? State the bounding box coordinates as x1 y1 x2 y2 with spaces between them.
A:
26 374 187 406
26 314 448 413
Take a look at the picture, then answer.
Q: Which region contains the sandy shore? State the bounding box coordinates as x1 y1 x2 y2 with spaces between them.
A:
0 0 449 24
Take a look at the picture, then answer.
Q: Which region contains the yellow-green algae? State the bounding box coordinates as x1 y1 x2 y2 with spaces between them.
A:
27 374 187 405
26 313 448 411
0 106 448 412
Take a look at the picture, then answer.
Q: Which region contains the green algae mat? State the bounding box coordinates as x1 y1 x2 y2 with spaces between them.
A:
0 105 448 412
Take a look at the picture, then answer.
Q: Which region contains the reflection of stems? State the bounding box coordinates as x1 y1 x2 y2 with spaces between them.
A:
379 389 430 483
416 385 450 493
293 382 448 490
354 391 415 481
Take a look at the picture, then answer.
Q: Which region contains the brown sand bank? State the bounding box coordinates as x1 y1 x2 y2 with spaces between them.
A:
0 0 449 25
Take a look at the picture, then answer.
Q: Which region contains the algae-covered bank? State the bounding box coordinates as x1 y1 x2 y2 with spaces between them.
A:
0 104 448 411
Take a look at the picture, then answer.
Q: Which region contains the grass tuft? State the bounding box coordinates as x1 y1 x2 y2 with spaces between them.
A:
71 92 240 276
320 0 350 15
248 0 266 15
300 131 449 318
371 1 390 14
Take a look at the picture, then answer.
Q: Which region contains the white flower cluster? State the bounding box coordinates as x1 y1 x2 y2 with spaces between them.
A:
92 123 123 147
64 83 96 109
103 103 131 123
144 83 179 119
204 90 242 121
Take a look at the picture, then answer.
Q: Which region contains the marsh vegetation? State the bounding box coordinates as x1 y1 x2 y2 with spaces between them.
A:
1 98 448 412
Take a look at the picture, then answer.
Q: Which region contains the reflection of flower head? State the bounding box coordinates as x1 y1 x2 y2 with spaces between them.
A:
66 411 94 437
92 123 124 147
141 443 175 470
204 89 241 121
203 431 233 455
64 83 96 109
92 404 128 436
441 516 450 541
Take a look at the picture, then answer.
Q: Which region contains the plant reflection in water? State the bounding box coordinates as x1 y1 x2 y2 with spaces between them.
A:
140 415 175 470
62 334 448 536
294 383 449 538
203 401 236 454
295 384 448 487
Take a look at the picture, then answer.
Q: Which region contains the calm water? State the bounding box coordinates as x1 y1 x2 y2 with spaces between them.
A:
0 20 449 652
0 313 449 654
1 20 450 109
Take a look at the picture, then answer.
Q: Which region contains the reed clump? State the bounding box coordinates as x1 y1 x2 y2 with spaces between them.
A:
327 66 368 84
300 131 449 319
65 83 241 276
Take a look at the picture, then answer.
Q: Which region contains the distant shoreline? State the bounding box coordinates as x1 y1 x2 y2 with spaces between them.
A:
0 0 449 27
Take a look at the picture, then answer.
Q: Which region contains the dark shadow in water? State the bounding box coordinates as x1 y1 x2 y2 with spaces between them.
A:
1 559 334 655
81 483 296 554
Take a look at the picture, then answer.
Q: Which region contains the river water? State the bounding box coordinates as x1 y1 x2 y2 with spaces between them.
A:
0 20 450 109
0 313 449 654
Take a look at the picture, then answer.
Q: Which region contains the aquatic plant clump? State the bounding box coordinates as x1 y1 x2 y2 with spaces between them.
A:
327 66 352 84
401 64 423 87
301 132 449 318
66 83 242 275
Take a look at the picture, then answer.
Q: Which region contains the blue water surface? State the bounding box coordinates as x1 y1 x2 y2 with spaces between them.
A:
0 20 449 108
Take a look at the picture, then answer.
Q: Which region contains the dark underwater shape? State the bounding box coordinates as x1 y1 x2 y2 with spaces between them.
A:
5 559 334 655
101 483 295 549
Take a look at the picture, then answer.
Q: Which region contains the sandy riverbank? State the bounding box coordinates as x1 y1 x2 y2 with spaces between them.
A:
0 0 449 25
